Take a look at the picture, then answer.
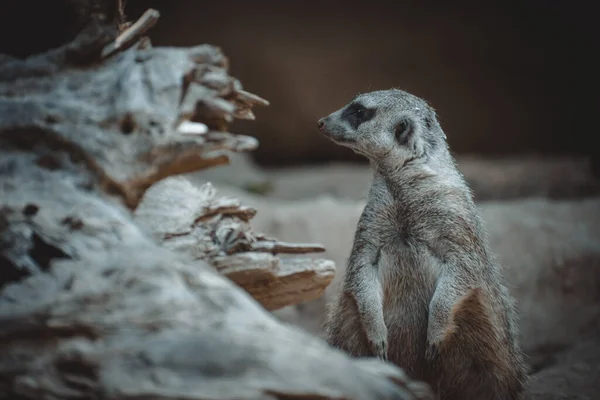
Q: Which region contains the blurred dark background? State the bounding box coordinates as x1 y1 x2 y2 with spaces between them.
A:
2 1 596 167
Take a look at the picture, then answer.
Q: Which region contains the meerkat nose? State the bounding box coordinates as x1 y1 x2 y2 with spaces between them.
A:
317 118 325 130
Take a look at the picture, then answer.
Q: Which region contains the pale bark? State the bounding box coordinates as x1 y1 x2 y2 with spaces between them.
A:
0 2 432 399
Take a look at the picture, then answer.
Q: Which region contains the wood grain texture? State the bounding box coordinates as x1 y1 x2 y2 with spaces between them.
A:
0 1 433 399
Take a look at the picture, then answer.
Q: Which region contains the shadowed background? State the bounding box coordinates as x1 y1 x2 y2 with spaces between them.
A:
122 0 595 167
1 1 595 167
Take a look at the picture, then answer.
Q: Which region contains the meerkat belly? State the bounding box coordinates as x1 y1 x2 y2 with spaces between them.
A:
378 243 437 379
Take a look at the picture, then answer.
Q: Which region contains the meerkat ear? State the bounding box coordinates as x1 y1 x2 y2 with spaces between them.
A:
394 117 414 146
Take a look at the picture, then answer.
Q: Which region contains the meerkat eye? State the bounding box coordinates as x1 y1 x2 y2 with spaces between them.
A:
394 118 414 146
342 102 376 129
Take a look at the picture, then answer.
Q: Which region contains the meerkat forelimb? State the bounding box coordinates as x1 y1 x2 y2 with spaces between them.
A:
344 205 389 359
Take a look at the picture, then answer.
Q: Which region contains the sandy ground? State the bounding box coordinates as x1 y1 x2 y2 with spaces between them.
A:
188 154 600 398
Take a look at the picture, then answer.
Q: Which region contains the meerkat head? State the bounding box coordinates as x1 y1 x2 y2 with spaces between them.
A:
317 89 447 166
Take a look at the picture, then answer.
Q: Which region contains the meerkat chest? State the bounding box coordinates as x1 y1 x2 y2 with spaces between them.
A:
377 238 439 310
364 197 441 294
377 241 435 374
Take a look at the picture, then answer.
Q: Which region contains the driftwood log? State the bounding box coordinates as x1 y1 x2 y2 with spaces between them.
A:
134 177 335 311
0 2 433 399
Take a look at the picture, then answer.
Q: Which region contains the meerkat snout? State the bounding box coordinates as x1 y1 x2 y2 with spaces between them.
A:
317 114 358 147
317 118 325 131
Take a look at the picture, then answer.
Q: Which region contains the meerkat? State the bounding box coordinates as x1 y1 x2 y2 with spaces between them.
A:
318 89 528 400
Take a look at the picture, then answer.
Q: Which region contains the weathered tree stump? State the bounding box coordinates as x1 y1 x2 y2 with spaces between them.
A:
0 2 433 399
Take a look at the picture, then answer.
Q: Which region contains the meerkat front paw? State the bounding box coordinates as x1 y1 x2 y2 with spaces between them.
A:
370 337 388 361
366 325 388 360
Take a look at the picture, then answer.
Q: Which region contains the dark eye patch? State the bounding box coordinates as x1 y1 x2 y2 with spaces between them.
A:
341 102 376 129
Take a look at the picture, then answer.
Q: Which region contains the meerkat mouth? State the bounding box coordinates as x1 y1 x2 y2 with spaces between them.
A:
329 135 356 144
321 130 356 145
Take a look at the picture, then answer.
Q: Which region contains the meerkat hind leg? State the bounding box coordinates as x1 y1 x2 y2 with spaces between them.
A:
427 285 521 399
427 286 494 351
